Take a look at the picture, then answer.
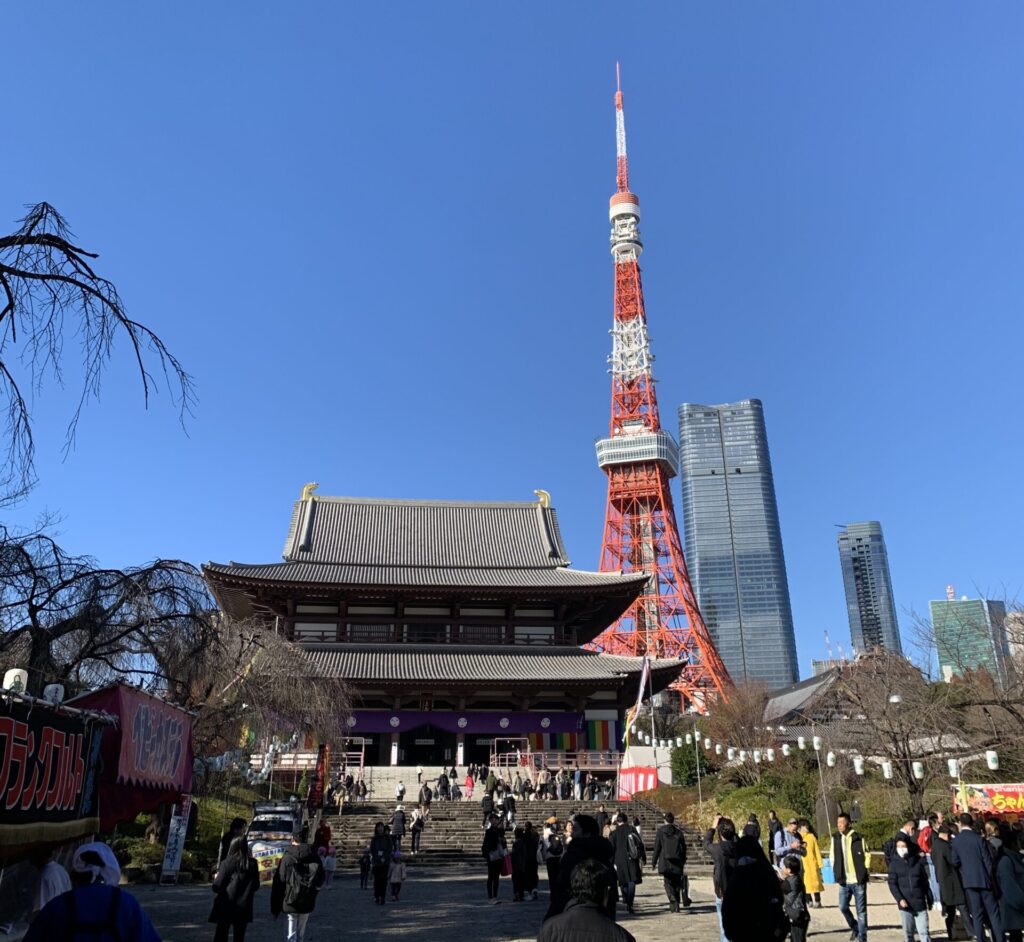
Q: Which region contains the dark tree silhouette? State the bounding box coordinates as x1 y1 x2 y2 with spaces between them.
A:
0 202 194 498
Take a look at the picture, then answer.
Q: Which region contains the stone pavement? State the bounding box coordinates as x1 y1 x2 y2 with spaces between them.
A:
128 871 949 942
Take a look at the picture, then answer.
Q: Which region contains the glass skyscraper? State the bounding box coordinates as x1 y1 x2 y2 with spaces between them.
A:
930 596 1009 684
836 521 902 654
677 399 799 689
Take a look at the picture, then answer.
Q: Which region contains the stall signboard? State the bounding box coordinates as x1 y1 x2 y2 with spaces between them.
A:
0 697 105 846
159 794 192 884
252 842 288 884
954 783 1024 819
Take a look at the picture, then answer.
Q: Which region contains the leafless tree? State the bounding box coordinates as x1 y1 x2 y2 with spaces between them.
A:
706 681 776 786
0 202 194 499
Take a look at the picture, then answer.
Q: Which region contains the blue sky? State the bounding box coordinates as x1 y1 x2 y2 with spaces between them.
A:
4 3 1022 677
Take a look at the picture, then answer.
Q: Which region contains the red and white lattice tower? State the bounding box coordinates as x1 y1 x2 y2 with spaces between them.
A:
589 68 731 708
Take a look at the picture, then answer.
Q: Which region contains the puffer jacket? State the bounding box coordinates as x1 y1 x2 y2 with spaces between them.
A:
997 850 1024 932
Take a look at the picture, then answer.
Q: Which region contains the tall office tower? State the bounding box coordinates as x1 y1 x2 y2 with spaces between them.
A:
836 521 902 654
930 592 1010 684
677 400 799 689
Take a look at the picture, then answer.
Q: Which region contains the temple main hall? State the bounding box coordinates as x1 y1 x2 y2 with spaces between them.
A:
204 487 683 767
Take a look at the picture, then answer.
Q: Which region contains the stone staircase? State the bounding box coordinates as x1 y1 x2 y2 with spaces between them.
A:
324 796 713 873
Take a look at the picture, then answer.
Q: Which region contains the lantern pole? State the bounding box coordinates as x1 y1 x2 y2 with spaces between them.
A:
693 716 704 820
813 725 831 835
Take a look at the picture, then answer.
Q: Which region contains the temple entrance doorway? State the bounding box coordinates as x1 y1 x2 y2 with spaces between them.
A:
398 724 457 766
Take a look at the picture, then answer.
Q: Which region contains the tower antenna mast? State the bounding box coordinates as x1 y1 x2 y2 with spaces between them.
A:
589 68 731 710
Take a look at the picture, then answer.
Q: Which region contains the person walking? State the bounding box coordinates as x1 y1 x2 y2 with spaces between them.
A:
609 812 645 914
933 823 973 940
209 836 260 942
26 843 160 942
395 780 406 802
651 811 687 913
767 810 783 856
721 835 787 942
482 813 508 903
390 805 406 851
888 834 933 942
416 763 424 784
782 854 811 942
995 828 1024 942
953 812 1004 942
538 859 637 942
746 814 762 844
219 818 248 869
270 841 324 942
418 781 432 814
705 815 738 942
511 826 529 901
522 821 541 900
369 822 393 905
481 792 495 826
465 772 475 800
539 818 565 891
832 812 869 942
388 851 407 902
545 814 617 921
321 848 336 888
410 808 425 854
798 820 823 907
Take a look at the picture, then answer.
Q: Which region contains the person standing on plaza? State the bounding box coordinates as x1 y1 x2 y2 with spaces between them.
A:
767 810 783 856
746 814 761 844
209 835 260 942
219 817 248 869
932 823 973 940
522 821 541 900
798 820 823 907
358 844 371 890
953 812 1004 942
705 816 738 942
721 835 786 942
832 812 869 942
539 818 565 892
369 822 393 905
887 834 933 942
320 847 336 888
538 859 637 942
482 812 508 903
270 840 324 942
651 811 687 913
918 813 941 906
774 818 803 866
609 812 645 914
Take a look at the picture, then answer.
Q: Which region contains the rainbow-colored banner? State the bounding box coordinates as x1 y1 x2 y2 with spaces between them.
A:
587 719 617 751
528 732 578 752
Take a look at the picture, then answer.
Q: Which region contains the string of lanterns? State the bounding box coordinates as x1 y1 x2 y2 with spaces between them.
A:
631 728 1000 779
194 731 300 784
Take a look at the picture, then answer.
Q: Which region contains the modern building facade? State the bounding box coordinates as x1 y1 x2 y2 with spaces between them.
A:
930 596 1009 684
677 399 799 689
836 521 902 654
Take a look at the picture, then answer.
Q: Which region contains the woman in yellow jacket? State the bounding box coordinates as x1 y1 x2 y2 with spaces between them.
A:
799 819 824 907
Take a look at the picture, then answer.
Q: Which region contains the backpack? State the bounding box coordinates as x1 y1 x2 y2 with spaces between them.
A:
284 860 319 911
627 831 644 861
882 837 896 866
661 826 684 863
62 887 123 942
547 836 564 858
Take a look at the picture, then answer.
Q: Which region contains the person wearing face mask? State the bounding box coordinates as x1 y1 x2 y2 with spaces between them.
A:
888 834 933 942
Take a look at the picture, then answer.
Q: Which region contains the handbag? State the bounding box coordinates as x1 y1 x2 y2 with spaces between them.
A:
501 852 513 877
488 847 505 862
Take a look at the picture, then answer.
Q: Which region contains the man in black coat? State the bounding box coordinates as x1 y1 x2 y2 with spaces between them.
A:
832 812 869 942
887 834 933 942
651 811 688 913
932 825 973 940
704 815 738 942
953 813 1003 942
544 814 617 922
538 859 636 942
271 843 325 941
608 813 645 914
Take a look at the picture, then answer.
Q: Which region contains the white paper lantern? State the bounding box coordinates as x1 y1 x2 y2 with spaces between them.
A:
676 737 683 748
882 760 893 780
853 756 865 776
753 749 762 764
913 761 925 780
739 750 747 762
42 684 65 704
715 744 723 756
766 748 776 762
797 736 806 750
813 735 823 751
782 744 792 757
704 737 712 750
826 751 836 767
727 747 736 761
948 759 959 779
685 733 693 745
2 669 27 693
986 750 1000 771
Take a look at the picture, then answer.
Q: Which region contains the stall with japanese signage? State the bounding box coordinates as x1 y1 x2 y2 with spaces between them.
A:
953 783 1024 821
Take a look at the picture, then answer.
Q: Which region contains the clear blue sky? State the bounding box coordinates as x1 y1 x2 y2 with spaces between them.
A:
5 3 1022 677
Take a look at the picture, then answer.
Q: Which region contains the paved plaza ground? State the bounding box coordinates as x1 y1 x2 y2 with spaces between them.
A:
129 869 952 942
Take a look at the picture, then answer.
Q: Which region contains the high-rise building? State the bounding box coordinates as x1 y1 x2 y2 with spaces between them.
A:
930 594 1010 684
836 521 902 654
677 399 799 689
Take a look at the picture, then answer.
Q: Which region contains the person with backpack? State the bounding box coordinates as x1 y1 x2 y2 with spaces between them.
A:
209 835 260 942
368 821 393 904
26 843 159 942
539 818 565 890
722 835 788 942
651 811 688 913
781 854 811 942
390 804 407 851
271 840 324 941
609 812 646 914
705 815 739 942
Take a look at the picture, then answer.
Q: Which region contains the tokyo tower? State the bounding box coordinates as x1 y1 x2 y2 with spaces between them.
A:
589 68 731 708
